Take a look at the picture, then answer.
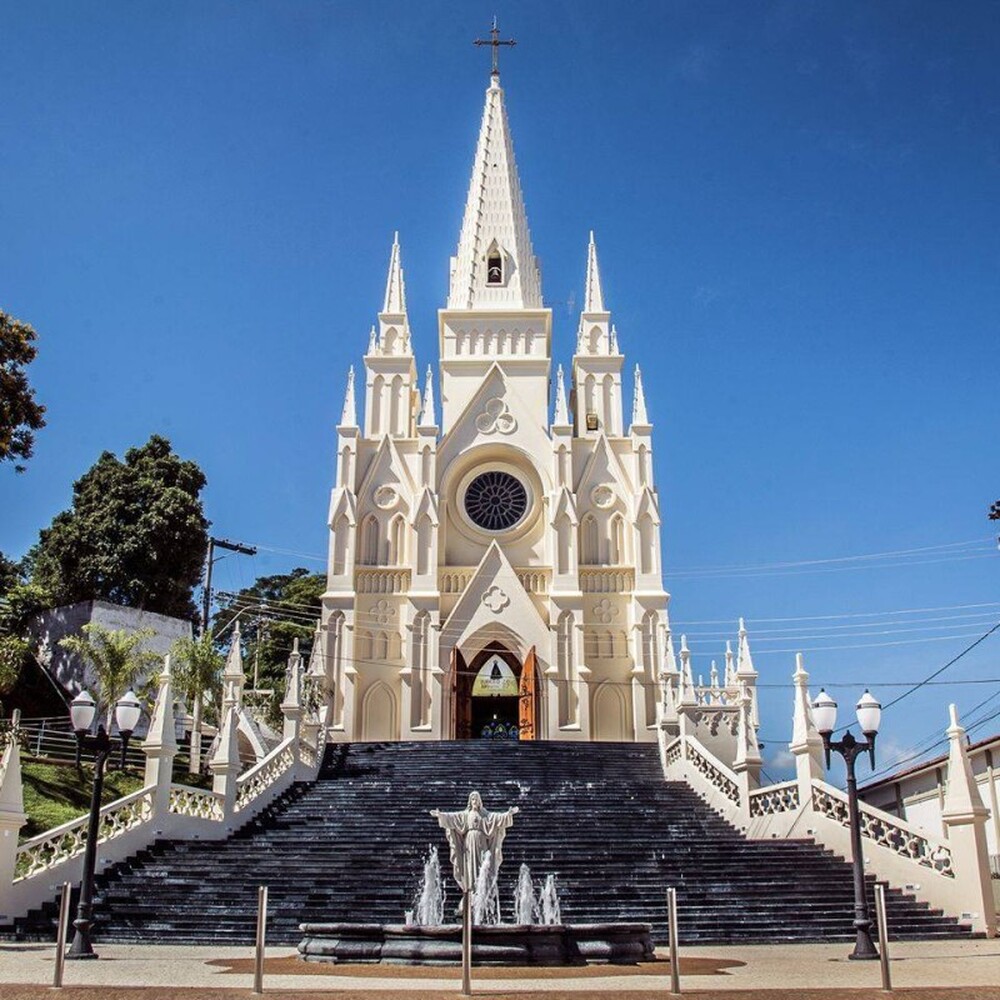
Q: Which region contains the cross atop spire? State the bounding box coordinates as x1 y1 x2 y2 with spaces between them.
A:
474 16 516 79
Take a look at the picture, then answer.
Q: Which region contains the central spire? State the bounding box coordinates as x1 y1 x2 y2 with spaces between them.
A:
448 39 542 311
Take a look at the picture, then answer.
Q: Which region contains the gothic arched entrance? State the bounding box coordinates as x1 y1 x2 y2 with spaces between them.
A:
451 642 538 740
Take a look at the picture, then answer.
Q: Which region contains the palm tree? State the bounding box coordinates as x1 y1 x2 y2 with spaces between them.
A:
171 632 223 774
59 623 159 729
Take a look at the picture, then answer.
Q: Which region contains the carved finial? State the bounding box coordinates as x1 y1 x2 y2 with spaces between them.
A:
609 323 619 355
367 324 377 355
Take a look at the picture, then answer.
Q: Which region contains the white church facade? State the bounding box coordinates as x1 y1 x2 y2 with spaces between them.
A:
315 65 759 752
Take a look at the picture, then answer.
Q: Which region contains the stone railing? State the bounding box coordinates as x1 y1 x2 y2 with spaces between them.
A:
439 567 550 596
579 568 634 593
235 738 296 812
168 784 225 821
749 781 800 817
811 782 954 878
355 568 411 594
659 728 986 933
661 734 741 808
14 786 155 881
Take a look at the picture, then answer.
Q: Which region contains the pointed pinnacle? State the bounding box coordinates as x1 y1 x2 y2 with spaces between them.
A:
340 366 357 426
419 365 437 428
632 364 649 426
383 233 407 314
553 364 569 425
584 230 605 312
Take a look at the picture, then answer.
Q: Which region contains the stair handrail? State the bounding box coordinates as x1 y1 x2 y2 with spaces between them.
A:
234 736 296 812
748 779 800 816
810 778 954 878
13 784 156 882
168 783 225 821
662 733 742 810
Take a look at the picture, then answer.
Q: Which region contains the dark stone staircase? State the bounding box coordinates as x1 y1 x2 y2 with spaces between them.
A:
4 741 973 945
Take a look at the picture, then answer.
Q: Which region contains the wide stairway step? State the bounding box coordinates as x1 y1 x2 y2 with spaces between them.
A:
2 741 973 945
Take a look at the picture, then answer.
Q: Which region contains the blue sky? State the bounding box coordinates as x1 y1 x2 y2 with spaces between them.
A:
1 1 998 779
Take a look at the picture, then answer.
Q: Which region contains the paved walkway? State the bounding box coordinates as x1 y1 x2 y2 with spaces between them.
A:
1 940 998 997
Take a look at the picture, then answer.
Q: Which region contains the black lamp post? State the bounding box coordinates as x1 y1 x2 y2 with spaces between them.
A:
66 689 142 960
812 687 883 961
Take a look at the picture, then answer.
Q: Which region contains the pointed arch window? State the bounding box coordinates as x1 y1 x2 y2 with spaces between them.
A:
485 240 504 286
360 515 380 566
580 514 599 566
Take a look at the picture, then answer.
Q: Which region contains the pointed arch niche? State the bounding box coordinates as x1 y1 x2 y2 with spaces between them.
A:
410 611 432 729
556 611 578 727
362 681 397 741
592 681 629 742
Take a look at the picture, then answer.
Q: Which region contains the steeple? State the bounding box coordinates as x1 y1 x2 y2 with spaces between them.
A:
584 231 605 312
448 74 541 309
377 233 412 355
383 231 407 314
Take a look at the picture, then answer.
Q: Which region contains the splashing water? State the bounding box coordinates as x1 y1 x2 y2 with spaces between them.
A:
472 850 501 925
512 863 537 925
411 846 446 926
539 874 562 925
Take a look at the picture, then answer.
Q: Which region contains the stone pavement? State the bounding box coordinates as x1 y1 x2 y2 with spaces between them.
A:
0 940 998 998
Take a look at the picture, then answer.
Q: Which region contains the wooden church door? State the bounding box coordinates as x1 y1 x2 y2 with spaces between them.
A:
451 648 473 739
518 646 537 740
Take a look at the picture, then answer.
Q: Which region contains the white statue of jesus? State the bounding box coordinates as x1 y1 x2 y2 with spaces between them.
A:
431 791 519 892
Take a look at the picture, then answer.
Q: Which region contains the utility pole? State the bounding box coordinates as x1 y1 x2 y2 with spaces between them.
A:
201 537 257 637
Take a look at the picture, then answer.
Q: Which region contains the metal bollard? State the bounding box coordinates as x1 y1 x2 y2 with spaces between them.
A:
52 881 72 988
874 882 892 992
667 886 681 994
253 885 268 994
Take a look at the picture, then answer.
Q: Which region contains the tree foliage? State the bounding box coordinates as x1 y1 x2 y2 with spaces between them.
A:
990 500 1000 521
59 623 159 724
213 568 323 718
0 310 46 472
32 435 209 620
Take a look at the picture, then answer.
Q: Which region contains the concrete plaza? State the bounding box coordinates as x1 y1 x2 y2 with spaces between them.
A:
1 939 999 998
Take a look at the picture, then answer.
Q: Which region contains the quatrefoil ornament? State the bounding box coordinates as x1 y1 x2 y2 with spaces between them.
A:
594 599 619 624
481 585 510 613
475 397 517 435
372 599 396 625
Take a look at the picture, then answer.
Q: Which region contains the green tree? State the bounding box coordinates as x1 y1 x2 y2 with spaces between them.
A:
0 310 46 472
213 568 323 726
32 435 209 620
59 623 159 727
990 501 1000 521
0 560 49 702
171 632 223 773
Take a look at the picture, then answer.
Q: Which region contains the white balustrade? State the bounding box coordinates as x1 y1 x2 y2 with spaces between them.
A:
810 782 954 878
14 787 154 881
749 781 800 817
235 740 295 811
168 784 225 821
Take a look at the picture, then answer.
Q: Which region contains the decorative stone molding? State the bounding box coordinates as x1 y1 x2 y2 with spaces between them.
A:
475 397 517 435
590 484 615 509
371 599 396 625
482 586 510 613
373 486 398 510
593 599 619 625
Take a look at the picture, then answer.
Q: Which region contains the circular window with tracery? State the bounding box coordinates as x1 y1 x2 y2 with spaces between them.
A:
463 470 528 532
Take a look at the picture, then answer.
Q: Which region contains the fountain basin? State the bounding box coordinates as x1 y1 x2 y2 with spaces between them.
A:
298 921 654 966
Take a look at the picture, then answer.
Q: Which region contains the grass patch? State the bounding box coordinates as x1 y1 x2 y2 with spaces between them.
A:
20 761 145 841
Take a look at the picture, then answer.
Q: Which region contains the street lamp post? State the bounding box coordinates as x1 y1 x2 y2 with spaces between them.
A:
812 687 883 961
66 689 142 960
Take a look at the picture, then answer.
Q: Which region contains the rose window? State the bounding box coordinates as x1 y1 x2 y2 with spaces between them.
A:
463 471 528 532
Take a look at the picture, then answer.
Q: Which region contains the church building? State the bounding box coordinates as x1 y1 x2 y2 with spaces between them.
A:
317 54 753 749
